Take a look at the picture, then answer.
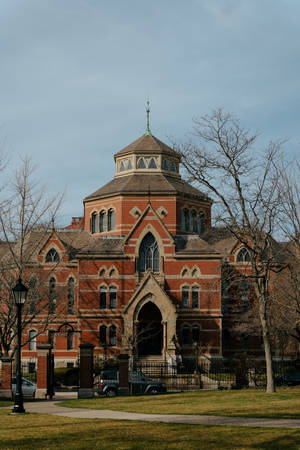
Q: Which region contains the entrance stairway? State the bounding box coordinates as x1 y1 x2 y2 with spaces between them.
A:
137 354 165 364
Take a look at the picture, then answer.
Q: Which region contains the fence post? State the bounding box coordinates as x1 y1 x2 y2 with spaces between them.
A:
78 343 94 398
118 354 129 395
0 357 12 399
47 348 55 399
36 343 52 399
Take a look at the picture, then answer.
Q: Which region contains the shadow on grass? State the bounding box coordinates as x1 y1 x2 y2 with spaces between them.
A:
1 425 300 450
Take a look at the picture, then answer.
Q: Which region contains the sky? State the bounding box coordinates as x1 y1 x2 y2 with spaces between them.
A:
0 0 299 226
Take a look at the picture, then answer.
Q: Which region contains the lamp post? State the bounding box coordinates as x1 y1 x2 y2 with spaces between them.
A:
12 277 28 414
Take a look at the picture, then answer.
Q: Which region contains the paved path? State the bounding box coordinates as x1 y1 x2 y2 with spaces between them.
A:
22 400 300 429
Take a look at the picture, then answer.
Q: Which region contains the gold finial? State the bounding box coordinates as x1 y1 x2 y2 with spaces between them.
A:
144 100 152 136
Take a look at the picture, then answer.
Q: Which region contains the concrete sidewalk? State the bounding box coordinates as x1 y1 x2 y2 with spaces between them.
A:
23 400 300 429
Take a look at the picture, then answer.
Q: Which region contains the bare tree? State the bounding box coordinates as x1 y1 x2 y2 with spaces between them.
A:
0 156 64 356
267 161 300 356
177 109 287 392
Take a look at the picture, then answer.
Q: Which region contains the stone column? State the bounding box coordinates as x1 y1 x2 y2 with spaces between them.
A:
118 354 129 395
36 344 52 399
78 343 94 398
162 321 167 354
0 358 12 399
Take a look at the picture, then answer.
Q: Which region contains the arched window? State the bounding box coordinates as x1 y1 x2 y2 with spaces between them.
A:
189 211 194 232
148 157 157 169
197 212 206 234
182 325 190 346
191 210 197 232
99 325 107 346
99 211 107 232
109 268 116 277
191 268 199 278
119 160 125 172
169 160 176 172
99 268 106 277
67 277 75 314
99 286 107 309
182 286 189 309
192 286 199 309
109 286 117 309
163 159 168 171
192 325 200 344
90 212 99 234
138 232 160 272
45 248 60 263
137 157 146 169
182 209 189 231
181 268 189 278
49 278 56 314
67 330 74 350
109 325 117 346
107 209 116 231
29 330 37 350
237 248 251 263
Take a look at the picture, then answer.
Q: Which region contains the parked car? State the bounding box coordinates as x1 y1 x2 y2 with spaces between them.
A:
96 370 166 397
275 373 300 387
11 377 36 398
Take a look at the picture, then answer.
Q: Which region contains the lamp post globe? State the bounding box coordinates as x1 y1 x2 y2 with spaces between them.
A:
12 278 28 305
12 277 28 414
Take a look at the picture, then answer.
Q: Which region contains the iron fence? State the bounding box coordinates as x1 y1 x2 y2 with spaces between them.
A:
131 358 300 391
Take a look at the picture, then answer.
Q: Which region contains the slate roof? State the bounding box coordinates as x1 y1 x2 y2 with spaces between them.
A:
202 227 289 262
0 230 97 265
174 235 220 255
76 237 124 256
114 134 180 159
84 173 210 202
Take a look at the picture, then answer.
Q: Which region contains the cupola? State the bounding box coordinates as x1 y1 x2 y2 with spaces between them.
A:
114 102 181 179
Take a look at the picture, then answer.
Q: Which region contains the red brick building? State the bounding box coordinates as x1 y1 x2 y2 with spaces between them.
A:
18 128 267 368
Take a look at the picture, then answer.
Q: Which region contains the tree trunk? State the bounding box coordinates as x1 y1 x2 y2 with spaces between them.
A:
259 298 275 392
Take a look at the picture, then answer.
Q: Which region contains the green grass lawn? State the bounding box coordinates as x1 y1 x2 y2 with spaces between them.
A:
59 388 300 419
0 409 299 449
0 400 12 407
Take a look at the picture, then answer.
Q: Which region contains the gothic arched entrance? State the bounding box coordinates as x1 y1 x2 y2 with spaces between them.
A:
137 302 162 356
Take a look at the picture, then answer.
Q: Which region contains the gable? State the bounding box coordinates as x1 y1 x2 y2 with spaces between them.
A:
38 231 67 263
124 204 174 255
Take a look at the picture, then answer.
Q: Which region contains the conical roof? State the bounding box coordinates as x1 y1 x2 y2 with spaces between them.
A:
114 134 180 159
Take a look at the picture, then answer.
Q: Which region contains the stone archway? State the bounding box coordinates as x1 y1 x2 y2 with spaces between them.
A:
122 272 177 361
137 302 162 356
